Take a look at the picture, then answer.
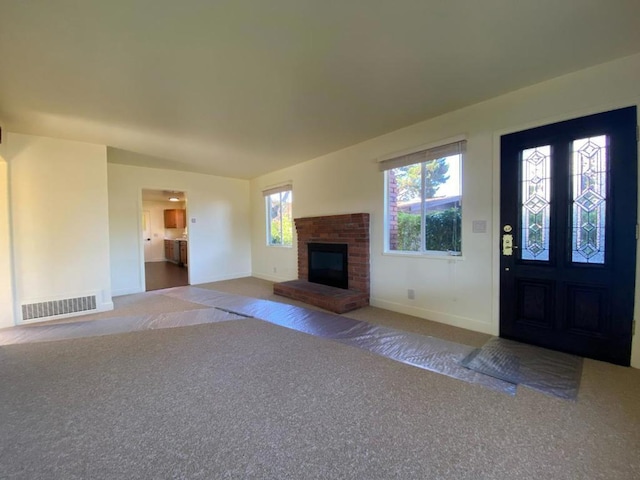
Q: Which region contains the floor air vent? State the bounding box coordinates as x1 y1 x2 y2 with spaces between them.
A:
22 295 97 321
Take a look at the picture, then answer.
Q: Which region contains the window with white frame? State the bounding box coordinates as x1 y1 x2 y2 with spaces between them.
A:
264 184 293 246
381 139 465 254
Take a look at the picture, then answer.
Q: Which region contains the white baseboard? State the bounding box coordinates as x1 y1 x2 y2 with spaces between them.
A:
252 272 296 283
112 287 144 297
192 271 253 285
370 298 496 336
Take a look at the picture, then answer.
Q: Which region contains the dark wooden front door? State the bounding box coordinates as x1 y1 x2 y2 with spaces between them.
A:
500 106 637 366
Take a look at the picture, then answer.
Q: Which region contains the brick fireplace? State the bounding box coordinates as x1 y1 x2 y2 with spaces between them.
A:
273 213 370 313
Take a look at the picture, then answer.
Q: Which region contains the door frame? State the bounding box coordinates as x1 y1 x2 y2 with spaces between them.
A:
138 188 191 292
142 209 152 262
491 101 640 367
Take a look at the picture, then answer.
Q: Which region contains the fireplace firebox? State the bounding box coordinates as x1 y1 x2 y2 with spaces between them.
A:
308 243 348 289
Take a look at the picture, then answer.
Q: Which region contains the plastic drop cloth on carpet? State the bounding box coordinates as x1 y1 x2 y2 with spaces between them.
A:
461 337 583 400
0 286 517 396
0 307 246 346
162 287 517 395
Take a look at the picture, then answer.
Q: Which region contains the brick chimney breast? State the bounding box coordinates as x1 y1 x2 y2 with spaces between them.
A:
273 213 370 314
294 213 370 294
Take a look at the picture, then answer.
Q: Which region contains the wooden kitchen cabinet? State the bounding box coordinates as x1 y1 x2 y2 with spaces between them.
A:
164 209 186 228
164 239 175 261
179 240 188 266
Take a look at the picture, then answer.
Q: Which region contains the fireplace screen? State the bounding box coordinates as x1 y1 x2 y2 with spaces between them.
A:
308 243 348 289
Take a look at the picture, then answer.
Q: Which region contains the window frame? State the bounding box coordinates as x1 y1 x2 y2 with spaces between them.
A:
381 138 465 257
264 185 293 247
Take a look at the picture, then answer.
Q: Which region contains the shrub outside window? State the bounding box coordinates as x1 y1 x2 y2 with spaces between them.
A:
264 185 293 246
382 140 465 254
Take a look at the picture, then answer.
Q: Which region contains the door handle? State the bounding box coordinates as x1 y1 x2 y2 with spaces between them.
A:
502 234 513 256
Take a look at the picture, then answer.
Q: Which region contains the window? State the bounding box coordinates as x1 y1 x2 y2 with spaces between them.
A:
264 184 293 246
381 139 465 254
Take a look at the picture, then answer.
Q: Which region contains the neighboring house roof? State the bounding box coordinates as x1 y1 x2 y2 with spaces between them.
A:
398 195 462 213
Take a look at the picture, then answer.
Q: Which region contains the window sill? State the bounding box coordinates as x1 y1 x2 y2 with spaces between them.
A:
382 250 465 261
267 244 293 249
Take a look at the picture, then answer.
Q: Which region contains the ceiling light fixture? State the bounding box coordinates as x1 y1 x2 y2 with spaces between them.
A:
169 197 180 202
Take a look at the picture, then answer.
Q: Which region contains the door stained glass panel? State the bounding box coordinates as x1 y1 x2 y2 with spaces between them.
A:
571 135 607 264
521 145 551 261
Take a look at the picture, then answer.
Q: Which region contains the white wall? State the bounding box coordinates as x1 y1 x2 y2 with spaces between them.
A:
251 53 640 367
0 158 15 328
108 158 251 295
1 133 113 323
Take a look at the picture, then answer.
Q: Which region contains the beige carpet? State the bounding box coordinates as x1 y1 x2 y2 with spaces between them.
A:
1 277 639 479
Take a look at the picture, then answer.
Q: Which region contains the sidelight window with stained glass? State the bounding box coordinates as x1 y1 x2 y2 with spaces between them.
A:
571 135 608 264
521 145 551 261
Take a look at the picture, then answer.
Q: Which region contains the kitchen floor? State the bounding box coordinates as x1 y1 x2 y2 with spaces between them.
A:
145 261 189 291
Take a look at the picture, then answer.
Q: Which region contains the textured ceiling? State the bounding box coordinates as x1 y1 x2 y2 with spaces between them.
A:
1 0 639 179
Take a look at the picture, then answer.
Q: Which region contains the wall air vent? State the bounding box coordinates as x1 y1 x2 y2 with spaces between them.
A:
21 295 97 321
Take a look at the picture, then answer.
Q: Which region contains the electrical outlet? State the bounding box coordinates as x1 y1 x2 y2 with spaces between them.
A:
407 289 415 300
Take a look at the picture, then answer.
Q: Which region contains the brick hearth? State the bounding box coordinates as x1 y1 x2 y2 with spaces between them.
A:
273 213 370 313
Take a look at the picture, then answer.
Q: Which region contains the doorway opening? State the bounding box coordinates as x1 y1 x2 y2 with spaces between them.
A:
141 189 189 291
